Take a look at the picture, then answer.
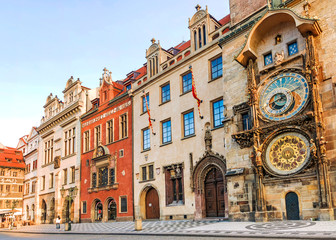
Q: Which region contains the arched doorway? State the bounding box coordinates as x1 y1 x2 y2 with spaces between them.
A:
93 200 103 221
32 204 35 222
107 199 117 221
41 200 47 224
49 198 55 223
286 192 300 220
26 206 29 220
145 187 160 219
63 198 74 222
204 167 225 217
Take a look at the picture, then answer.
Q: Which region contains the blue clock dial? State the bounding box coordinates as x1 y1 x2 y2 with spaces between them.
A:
259 72 309 121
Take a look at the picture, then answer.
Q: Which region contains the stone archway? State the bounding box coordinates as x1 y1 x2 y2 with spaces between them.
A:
285 192 300 220
193 153 228 219
62 197 74 222
139 184 161 220
49 198 55 223
91 199 103 222
105 198 117 221
41 200 47 224
31 204 35 222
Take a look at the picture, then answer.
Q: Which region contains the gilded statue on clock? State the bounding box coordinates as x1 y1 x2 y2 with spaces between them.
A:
264 132 310 176
259 72 309 121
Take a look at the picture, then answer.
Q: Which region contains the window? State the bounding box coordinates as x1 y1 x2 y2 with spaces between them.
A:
142 94 149 113
120 114 128 139
162 119 172 144
110 168 115 185
63 169 67 185
288 41 298 56
98 167 108 187
33 160 37 170
19 185 23 193
44 139 53 165
82 201 87 214
26 163 31 173
242 112 252 131
0 185 3 192
126 84 131 91
212 99 224 128
183 111 195 137
165 165 184 205
120 196 127 213
84 131 90 152
13 172 17 177
203 24 206 46
71 166 75 183
211 56 223 80
0 171 4 176
161 83 170 103
49 173 53 188
142 128 150 150
25 183 29 194
107 120 113 144
264 52 273 66
119 149 124 158
6 185 11 193
41 176 45 190
141 164 154 181
182 72 192 93
64 128 75 156
95 126 101 147
31 182 35 193
92 172 97 188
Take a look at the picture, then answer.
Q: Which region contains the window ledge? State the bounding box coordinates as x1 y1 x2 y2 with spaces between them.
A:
211 125 224 131
139 179 155 183
88 183 119 193
181 134 196 141
141 148 151 153
140 111 149 116
208 75 222 83
62 153 76 160
167 201 184 207
159 100 171 107
179 90 191 97
160 141 172 147
41 161 54 168
83 149 94 154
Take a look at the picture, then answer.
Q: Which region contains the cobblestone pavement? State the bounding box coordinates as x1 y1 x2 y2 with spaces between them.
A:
1 220 336 239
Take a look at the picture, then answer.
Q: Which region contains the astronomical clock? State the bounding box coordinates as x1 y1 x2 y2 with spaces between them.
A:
257 71 313 177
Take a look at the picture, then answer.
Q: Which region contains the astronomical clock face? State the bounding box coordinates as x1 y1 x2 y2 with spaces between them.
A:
259 72 309 121
265 132 310 176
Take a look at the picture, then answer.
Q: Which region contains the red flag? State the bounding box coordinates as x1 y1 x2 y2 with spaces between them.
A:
144 94 155 135
190 66 203 119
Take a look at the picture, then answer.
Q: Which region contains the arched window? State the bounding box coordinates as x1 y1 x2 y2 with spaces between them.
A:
194 31 197 51
203 25 206 45
198 28 202 48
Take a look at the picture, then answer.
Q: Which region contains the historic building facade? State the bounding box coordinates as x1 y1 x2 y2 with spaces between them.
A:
80 70 133 222
131 6 230 220
218 0 336 221
36 77 95 224
0 143 25 224
21 127 40 223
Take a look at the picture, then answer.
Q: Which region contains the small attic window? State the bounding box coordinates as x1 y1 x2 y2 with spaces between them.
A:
126 85 131 91
6 158 12 162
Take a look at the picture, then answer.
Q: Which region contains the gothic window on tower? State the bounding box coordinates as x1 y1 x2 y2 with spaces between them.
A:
98 167 108 187
288 41 298 56
165 165 184 206
233 102 252 132
264 52 273 66
84 130 90 152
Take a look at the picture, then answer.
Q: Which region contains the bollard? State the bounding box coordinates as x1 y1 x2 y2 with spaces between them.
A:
135 218 142 231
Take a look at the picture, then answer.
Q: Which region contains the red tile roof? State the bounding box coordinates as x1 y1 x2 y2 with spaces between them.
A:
218 14 230 26
175 40 191 52
0 146 25 169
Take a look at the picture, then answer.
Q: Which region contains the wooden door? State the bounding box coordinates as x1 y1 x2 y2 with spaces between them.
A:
286 192 300 220
205 168 225 217
146 188 160 219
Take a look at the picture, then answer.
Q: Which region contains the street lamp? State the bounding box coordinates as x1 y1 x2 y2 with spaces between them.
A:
60 186 78 231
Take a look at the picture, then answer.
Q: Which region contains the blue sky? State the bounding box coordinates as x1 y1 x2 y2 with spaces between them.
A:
0 0 230 147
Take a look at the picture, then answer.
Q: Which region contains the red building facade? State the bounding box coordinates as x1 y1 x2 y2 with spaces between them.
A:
80 70 133 222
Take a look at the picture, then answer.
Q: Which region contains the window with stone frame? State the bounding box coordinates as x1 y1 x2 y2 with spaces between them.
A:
161 83 170 104
182 110 195 137
142 127 150 151
98 166 108 187
31 182 35 193
120 113 128 139
41 176 45 190
44 139 53 165
212 98 224 128
210 56 223 80
165 164 184 205
70 166 75 183
49 173 53 188
92 172 97 188
142 93 149 113
64 127 76 157
84 130 90 152
182 72 192 94
107 120 113 144
63 169 67 185
141 163 154 181
33 160 37 170
120 196 127 213
19 185 23 193
95 125 101 147
233 102 252 132
161 119 172 144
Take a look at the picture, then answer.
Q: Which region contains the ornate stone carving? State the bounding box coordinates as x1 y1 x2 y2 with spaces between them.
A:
274 51 285 65
232 130 254 149
54 156 60 169
204 125 212 152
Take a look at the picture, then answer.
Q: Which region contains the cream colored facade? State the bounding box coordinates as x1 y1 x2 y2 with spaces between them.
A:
22 127 40 222
36 77 96 223
132 6 229 220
